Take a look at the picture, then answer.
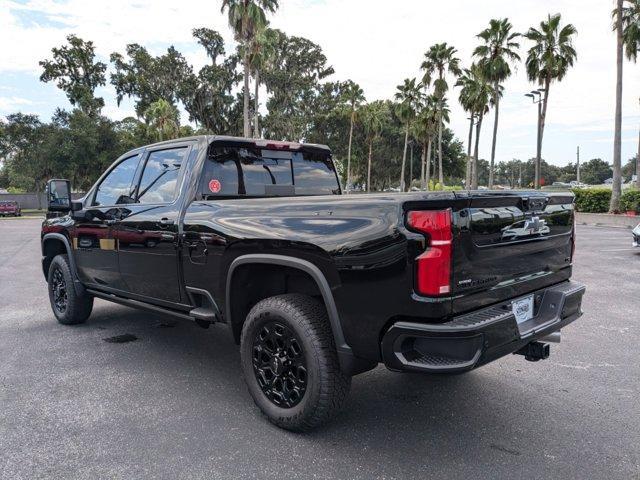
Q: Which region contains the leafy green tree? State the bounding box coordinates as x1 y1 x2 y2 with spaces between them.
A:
473 18 520 188
115 116 153 152
395 78 423 191
181 28 240 134
220 0 279 137
262 31 334 141
144 99 180 142
50 109 122 190
580 158 613 185
623 155 639 181
360 100 388 191
421 42 461 185
0 113 60 204
525 14 577 189
39 35 107 116
110 44 193 117
343 81 365 192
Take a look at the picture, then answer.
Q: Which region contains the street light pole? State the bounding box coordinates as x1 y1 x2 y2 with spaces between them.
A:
576 146 580 183
525 89 546 189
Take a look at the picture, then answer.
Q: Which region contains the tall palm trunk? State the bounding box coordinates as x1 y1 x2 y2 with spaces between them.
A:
425 137 432 190
253 68 260 138
400 122 409 191
346 109 355 193
536 77 551 188
488 83 499 189
420 140 426 189
466 114 474 190
611 0 624 212
472 112 483 189
243 49 250 138
367 136 373 193
438 106 444 185
636 110 640 189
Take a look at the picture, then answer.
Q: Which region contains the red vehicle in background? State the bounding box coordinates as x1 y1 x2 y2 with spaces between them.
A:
0 201 21 217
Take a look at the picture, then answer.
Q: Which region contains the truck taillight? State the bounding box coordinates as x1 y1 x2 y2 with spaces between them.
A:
406 209 453 296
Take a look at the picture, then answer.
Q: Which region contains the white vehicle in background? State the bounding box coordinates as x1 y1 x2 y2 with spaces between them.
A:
633 223 640 248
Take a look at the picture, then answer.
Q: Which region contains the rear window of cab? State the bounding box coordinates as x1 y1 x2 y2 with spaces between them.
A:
198 146 340 198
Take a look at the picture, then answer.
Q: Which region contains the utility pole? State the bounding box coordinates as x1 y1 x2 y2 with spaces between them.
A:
576 146 580 183
519 163 522 188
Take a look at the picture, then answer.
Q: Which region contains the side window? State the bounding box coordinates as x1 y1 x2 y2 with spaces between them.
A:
93 155 140 206
292 154 340 195
136 148 186 204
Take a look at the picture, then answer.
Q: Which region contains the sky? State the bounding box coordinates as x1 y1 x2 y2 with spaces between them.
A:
1 0 639 167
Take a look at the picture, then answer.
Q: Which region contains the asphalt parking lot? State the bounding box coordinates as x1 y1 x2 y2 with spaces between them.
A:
1 218 638 480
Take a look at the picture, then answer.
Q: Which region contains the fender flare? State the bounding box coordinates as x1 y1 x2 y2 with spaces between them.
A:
42 233 86 296
225 254 355 364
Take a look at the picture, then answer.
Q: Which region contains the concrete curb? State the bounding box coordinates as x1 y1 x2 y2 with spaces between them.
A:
576 212 639 229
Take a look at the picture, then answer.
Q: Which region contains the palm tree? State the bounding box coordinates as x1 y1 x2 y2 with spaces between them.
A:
473 18 520 189
395 78 423 191
220 0 279 138
525 14 577 189
618 0 640 188
144 99 180 141
344 81 365 193
247 26 278 138
421 43 462 185
457 65 493 189
457 66 478 189
611 0 625 211
413 95 439 190
360 100 387 192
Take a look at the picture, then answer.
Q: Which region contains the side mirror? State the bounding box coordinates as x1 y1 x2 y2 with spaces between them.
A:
46 179 72 212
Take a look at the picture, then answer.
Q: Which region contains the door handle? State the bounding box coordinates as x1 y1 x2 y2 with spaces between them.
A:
159 218 174 226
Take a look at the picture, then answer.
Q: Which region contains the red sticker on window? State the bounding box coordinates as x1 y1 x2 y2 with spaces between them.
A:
208 179 221 193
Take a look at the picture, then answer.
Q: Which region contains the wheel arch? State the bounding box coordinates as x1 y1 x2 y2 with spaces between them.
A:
42 233 85 295
226 254 373 375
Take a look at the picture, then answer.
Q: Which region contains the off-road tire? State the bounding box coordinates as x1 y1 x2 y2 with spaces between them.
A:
240 294 351 432
47 254 93 325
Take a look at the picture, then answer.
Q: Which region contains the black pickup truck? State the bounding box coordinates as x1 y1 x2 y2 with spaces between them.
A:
42 135 585 431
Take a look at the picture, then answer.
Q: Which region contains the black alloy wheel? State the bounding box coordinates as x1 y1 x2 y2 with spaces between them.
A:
51 266 68 314
252 321 307 408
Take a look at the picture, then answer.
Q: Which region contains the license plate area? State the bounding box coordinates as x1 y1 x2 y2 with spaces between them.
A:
512 294 534 326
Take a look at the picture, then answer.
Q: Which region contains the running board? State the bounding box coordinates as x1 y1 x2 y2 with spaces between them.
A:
87 289 194 322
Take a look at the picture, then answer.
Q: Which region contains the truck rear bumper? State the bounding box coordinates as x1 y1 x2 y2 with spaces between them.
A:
381 280 586 374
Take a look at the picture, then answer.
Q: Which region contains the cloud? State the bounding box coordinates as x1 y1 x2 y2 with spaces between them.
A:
0 96 37 113
1 0 639 165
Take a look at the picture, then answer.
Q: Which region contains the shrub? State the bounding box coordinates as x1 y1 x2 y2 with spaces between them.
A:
434 182 443 191
620 189 640 213
571 188 611 213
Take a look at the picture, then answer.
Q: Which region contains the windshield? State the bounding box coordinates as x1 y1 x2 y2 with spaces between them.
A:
199 146 340 198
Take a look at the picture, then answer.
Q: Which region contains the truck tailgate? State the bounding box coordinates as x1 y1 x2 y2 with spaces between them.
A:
451 191 575 314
